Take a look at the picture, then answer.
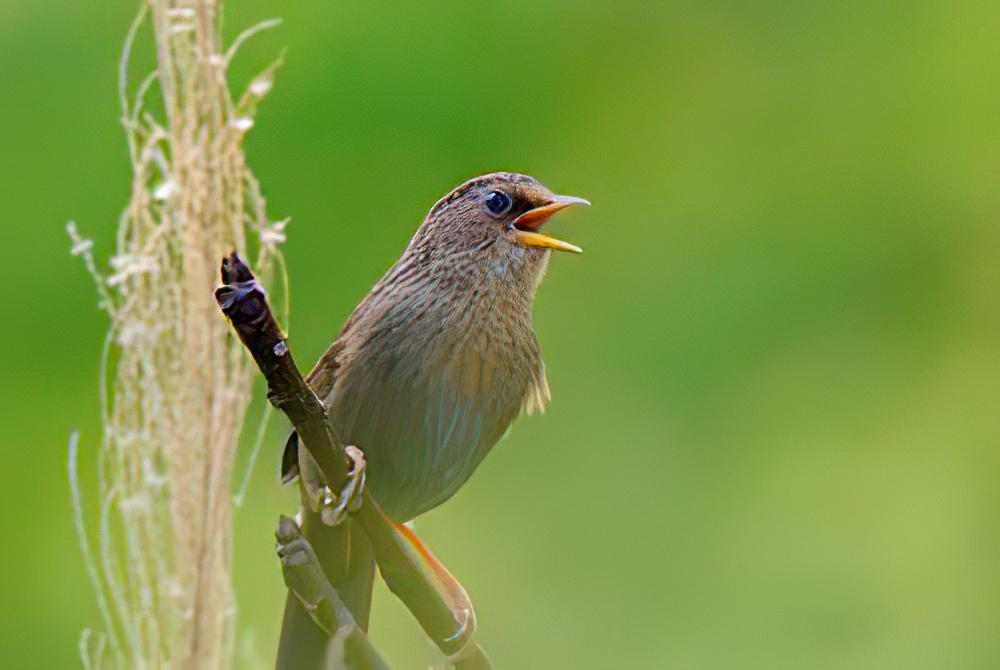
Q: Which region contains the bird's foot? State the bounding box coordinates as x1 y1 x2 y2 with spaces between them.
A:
312 445 367 527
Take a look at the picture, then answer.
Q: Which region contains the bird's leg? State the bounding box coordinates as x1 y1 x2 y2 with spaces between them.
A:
299 444 367 527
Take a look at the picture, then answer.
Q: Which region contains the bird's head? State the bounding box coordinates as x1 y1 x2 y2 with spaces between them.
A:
415 172 589 269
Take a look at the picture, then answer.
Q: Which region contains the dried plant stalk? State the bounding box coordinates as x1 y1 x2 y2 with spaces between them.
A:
69 1 286 667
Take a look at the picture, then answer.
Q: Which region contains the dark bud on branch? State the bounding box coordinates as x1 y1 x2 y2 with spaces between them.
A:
214 251 349 486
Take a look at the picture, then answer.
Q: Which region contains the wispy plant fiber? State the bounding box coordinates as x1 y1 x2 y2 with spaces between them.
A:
68 2 285 667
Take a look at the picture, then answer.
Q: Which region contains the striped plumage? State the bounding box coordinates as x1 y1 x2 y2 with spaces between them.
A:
284 172 584 522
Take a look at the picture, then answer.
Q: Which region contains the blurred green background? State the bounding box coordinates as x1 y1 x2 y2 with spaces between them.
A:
3 1 1000 668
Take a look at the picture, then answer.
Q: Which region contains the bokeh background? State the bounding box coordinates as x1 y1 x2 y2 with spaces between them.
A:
3 1 1000 668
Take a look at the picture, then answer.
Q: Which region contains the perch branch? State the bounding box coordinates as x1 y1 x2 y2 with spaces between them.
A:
215 252 491 667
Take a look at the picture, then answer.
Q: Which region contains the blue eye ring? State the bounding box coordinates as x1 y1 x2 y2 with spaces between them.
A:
484 190 512 217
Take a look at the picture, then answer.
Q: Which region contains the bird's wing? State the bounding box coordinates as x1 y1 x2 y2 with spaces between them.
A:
280 274 390 483
279 338 345 483
305 338 345 400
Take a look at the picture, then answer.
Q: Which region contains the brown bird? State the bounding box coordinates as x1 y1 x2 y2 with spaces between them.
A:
283 172 588 525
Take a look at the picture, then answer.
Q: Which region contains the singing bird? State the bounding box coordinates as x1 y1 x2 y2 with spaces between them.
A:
282 172 588 523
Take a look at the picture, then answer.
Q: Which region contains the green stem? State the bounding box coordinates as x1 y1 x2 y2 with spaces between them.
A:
275 516 386 670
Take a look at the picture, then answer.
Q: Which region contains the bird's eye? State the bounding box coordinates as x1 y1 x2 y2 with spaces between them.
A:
484 190 512 217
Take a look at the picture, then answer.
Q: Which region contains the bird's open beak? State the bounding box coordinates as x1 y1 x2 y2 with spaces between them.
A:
512 194 589 254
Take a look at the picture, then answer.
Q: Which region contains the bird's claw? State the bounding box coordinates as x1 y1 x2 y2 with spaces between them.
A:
316 445 366 526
